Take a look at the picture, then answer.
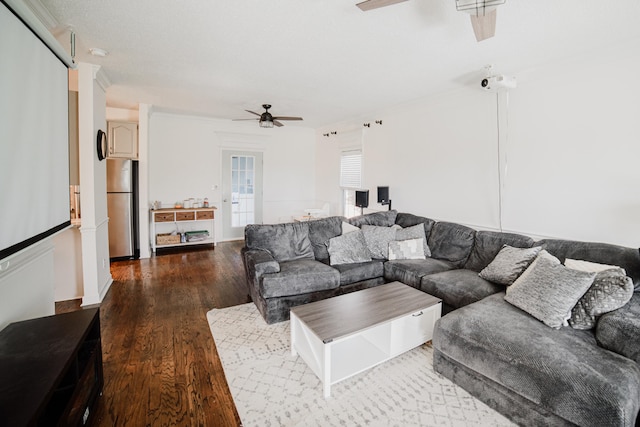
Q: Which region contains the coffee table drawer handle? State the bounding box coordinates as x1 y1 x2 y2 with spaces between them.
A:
412 311 424 317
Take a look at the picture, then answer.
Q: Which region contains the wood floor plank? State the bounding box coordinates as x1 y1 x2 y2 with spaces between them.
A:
56 241 249 426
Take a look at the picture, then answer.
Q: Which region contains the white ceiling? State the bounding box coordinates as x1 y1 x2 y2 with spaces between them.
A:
31 0 640 128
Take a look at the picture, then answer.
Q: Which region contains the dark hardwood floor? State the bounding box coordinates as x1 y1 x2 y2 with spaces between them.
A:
56 241 250 426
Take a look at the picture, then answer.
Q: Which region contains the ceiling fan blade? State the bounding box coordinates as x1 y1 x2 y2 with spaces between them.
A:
272 116 303 121
232 118 259 121
470 9 497 42
273 120 284 127
245 110 261 116
356 0 408 12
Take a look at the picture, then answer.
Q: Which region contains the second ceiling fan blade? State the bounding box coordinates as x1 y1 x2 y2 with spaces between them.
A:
273 116 303 121
356 0 408 12
245 110 261 116
274 120 284 127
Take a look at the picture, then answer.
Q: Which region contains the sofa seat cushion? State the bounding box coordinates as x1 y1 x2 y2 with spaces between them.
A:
384 258 455 288
260 259 340 298
596 293 640 364
333 260 385 286
434 293 640 427
420 269 503 310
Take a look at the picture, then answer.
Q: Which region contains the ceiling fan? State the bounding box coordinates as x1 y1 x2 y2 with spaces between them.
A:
356 0 505 42
233 104 303 128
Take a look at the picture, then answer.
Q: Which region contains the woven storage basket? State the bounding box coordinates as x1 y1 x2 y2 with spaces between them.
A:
156 233 180 245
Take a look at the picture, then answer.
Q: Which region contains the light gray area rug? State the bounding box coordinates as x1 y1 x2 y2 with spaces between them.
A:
207 303 515 427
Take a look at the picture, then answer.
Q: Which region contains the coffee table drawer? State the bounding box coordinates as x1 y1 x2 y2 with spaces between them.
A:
390 303 442 356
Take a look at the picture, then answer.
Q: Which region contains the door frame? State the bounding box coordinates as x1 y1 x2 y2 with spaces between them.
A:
220 150 264 241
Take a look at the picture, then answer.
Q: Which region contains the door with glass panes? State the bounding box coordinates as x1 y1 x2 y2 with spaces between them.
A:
221 150 263 240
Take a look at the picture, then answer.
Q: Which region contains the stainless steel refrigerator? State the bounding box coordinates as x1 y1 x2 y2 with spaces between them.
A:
107 158 139 259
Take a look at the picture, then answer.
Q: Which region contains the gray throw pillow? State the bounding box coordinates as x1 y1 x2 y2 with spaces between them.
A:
569 268 634 330
395 223 431 257
361 225 397 259
327 230 372 266
388 238 426 260
479 245 542 285
505 250 596 329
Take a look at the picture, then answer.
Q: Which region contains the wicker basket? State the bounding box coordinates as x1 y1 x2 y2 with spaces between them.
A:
156 233 180 245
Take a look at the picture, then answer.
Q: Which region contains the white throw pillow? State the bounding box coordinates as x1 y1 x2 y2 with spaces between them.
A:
564 258 623 274
341 221 360 235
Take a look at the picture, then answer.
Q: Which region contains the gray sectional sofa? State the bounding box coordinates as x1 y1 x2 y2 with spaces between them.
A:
241 210 640 426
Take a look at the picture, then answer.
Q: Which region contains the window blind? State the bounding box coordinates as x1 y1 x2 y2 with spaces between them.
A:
340 151 362 189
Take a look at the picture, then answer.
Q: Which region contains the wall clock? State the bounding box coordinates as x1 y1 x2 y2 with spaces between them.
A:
96 129 107 161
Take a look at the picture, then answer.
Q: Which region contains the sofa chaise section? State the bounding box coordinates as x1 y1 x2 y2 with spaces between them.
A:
434 293 640 427
433 239 640 426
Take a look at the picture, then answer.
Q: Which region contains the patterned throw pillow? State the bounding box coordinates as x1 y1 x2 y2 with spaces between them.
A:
361 225 397 259
569 268 634 330
505 250 596 329
327 230 372 266
388 238 426 260
395 224 431 257
479 245 542 285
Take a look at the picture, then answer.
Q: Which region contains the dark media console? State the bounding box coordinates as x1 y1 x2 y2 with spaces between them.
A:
0 308 103 426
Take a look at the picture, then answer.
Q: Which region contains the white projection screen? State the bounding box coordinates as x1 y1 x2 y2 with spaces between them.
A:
0 1 70 260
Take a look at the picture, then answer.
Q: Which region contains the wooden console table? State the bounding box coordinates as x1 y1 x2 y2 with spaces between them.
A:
150 207 216 252
0 308 103 426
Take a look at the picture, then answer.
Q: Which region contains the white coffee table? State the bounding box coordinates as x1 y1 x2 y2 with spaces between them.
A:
290 281 442 398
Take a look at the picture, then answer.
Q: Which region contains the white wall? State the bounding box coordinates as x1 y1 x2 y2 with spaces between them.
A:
148 113 316 243
317 40 640 248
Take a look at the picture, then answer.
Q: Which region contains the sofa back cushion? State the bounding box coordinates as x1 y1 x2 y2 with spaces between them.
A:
348 210 397 227
465 231 535 272
427 221 476 268
536 239 640 289
307 216 345 261
245 222 314 262
395 213 436 239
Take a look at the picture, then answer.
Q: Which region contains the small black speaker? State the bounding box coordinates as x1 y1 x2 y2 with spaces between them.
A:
377 186 389 204
355 190 369 208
